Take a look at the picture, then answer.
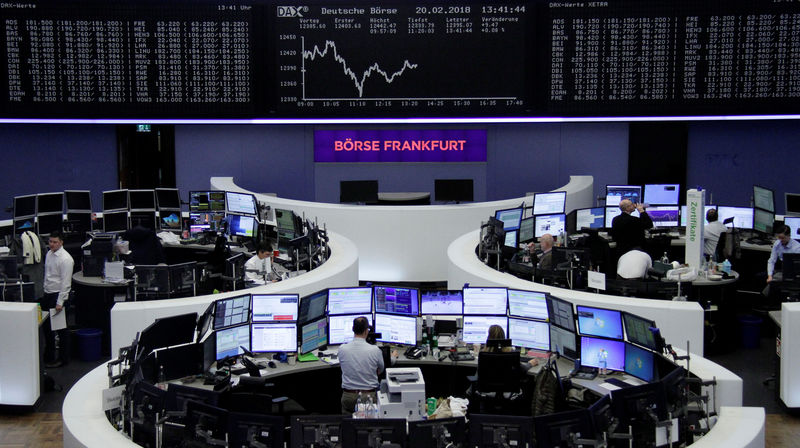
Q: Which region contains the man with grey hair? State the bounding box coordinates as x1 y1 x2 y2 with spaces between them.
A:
611 199 653 255
538 233 555 270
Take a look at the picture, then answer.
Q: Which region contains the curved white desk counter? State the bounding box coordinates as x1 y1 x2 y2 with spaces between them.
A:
211 175 594 282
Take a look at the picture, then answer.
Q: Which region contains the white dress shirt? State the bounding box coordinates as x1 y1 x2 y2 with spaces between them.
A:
704 221 727 257
617 250 653 279
44 246 75 306
244 254 271 284
338 337 384 391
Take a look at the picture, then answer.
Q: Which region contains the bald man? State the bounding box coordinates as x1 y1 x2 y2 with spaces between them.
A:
610 199 653 255
538 233 555 270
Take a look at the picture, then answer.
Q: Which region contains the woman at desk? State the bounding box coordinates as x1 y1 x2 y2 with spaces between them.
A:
482 325 539 370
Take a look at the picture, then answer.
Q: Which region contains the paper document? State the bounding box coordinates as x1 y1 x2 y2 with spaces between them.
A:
49 308 67 331
104 261 125 282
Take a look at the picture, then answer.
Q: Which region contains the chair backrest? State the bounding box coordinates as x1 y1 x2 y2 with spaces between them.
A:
477 351 521 393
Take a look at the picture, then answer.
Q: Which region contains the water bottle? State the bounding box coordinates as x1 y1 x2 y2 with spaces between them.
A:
722 259 732 275
355 392 364 418
660 252 669 264
367 395 377 418
157 365 167 390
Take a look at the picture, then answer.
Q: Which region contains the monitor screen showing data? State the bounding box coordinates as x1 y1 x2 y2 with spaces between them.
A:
504 231 518 248
518 217 535 243
226 192 258 215
547 296 575 332
648 206 680 228
784 217 800 241
624 343 655 382
622 312 658 351
754 208 775 234
643 184 680 205
251 323 298 353
753 185 775 213
327 287 373 315
462 315 508 345
373 286 419 316
328 314 373 345
228 214 257 238
605 185 641 206
680 205 716 227
580 336 625 372
534 214 566 239
213 294 251 330
300 318 328 355
420 290 463 315
509 318 549 351
190 191 226 212
507 289 548 320
299 289 329 324
717 206 754 229
495 208 524 232
463 287 507 315
550 325 577 360
375 313 418 346
533 192 566 215
576 207 605 230
215 324 250 360
252 294 299 322
576 306 623 340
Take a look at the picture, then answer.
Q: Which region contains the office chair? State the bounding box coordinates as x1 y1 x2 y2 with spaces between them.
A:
466 351 524 415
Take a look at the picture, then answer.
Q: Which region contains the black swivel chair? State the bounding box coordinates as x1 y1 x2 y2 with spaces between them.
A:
467 351 524 415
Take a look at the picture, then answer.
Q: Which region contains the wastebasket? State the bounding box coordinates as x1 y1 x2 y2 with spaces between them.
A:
76 328 103 362
738 315 763 349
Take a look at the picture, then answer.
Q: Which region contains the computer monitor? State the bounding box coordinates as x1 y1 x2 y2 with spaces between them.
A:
213 294 251 330
327 287 372 315
717 206 754 229
462 315 508 344
754 185 775 213
420 289 463 315
13 195 36 218
468 414 533 448
434 179 473 203
494 207 524 232
373 285 419 316
252 294 299 322
580 336 625 371
299 318 328 354
782 253 800 282
535 213 566 238
339 180 379 204
251 323 298 353
340 418 407 448
549 325 578 360
190 191 226 212
103 189 129 211
290 415 345 448
164 383 220 413
786 193 800 217
784 217 800 241
37 192 64 214
622 312 658 351
158 210 182 232
228 413 284 448
508 317 549 351
462 287 507 315
189 212 226 235
533 409 595 448
648 206 680 228
65 190 92 211
576 207 605 230
753 208 775 234
103 211 128 232
680 205 716 227
643 184 680 205
224 191 257 215
298 289 328 325
227 214 257 238
36 213 63 236
518 216 535 243
609 381 668 426
215 324 251 360
504 230 517 248
408 417 466 448
533 191 567 215
507 289 548 320
138 313 198 356
275 209 296 233
196 302 215 342
606 185 641 205
328 314 373 345
224 252 247 286
374 313 417 346
604 207 640 227
546 295 575 332
65 212 92 234
128 190 156 210
130 211 157 231
576 305 623 340
154 188 181 210
625 343 656 382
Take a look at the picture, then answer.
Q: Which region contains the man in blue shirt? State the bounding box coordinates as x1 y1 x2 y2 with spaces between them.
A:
338 316 384 414
767 225 800 283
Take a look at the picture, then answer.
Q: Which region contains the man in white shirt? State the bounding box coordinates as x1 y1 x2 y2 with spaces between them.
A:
617 249 652 279
244 242 274 284
704 209 727 260
42 231 75 368
338 316 384 414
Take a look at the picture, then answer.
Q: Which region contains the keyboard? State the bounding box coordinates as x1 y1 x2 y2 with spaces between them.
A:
450 352 474 362
603 377 633 389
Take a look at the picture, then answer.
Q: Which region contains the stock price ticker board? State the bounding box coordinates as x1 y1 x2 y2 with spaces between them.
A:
1 0 800 119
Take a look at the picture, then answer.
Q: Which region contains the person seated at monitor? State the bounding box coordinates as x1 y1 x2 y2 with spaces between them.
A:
339 316 384 415
244 242 274 284
617 249 652 279
123 225 166 265
611 199 653 255
482 325 539 370
767 225 800 284
537 234 555 270
704 209 727 261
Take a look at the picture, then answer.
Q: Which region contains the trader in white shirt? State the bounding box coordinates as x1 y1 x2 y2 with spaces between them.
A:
617 249 652 279
244 242 274 284
42 231 74 368
704 209 727 260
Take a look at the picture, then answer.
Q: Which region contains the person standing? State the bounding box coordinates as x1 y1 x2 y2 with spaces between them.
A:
338 316 384 414
42 231 74 368
611 199 654 255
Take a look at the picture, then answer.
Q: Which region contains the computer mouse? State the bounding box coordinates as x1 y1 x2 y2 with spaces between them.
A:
318 351 325 358
268 361 277 368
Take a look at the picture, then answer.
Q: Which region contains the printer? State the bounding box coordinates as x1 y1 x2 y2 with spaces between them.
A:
378 367 426 421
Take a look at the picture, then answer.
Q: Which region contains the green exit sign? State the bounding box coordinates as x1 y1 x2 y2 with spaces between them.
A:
136 124 151 132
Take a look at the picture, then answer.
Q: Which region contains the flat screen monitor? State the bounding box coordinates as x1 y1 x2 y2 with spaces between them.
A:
13 218 35 234
469 415 533 448
129 190 156 210
251 323 298 353
518 216 535 243
605 185 641 206
213 294 251 330
189 212 225 235
604 207 639 227
420 289 463 315
622 312 658 351
130 211 157 231
533 191 567 215
327 287 372 316
534 214 566 238
103 211 128 232
784 217 800 241
408 417 466 448
252 294 299 322
533 409 594 448
504 230 518 248
462 287 507 315
754 185 775 213
576 207 605 230
494 207 524 232
462 315 508 345
103 189 129 211
155 188 181 210
754 208 775 234
648 206 680 228
37 192 64 214
717 206 754 229
680 205 716 227
546 296 575 332
786 193 800 217
624 343 656 382
159 210 182 232
298 289 328 325
227 214 257 238
340 418 407 448
576 305 623 340
37 213 63 236
226 191 257 215
375 313 417 346
13 195 36 218
65 190 92 211
190 191 226 212
300 318 329 355
339 180 379 204
373 285 419 316
434 179 473 203
549 325 578 360
508 317 549 351
507 289 548 320
643 184 680 205
64 213 92 234
215 324 250 360
580 336 625 371
328 314 373 345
